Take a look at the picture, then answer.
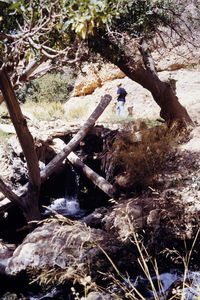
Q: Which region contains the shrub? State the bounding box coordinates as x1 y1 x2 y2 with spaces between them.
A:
110 125 179 189
16 71 75 104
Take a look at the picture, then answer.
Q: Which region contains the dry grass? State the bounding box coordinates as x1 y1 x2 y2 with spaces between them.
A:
111 125 180 188
21 101 66 121
65 103 89 121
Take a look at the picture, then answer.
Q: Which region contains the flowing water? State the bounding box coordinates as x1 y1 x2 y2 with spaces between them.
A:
1 166 200 299
45 165 85 218
133 270 200 299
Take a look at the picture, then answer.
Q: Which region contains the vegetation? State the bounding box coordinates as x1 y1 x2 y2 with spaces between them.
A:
111 125 179 188
16 72 74 104
27 210 200 299
0 2 199 298
0 0 198 126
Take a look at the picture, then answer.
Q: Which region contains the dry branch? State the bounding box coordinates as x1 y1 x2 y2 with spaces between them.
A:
0 68 41 188
0 67 41 221
40 94 112 182
68 152 114 198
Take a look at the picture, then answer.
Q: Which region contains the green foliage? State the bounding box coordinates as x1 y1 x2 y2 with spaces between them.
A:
1 0 197 67
16 72 74 104
113 0 178 38
63 0 120 39
0 0 24 33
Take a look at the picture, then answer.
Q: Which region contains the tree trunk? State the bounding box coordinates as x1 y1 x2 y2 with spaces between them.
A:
40 94 112 182
67 152 114 198
0 67 41 222
90 35 193 128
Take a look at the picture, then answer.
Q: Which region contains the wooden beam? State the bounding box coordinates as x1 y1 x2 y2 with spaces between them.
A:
68 152 114 198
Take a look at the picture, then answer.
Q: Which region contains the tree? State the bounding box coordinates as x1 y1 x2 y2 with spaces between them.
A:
0 0 198 221
0 0 197 124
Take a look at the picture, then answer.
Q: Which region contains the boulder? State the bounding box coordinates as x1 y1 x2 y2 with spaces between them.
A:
73 63 125 97
102 199 145 242
81 291 118 300
6 220 119 277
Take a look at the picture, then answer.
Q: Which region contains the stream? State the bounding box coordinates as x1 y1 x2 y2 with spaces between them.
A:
0 167 200 299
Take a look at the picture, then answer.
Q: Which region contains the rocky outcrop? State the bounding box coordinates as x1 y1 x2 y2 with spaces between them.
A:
72 63 125 97
0 241 15 269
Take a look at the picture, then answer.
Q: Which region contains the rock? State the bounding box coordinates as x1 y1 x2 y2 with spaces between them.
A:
146 209 160 231
102 199 145 242
0 241 16 275
81 207 108 228
73 63 125 97
81 291 118 300
0 241 16 263
0 124 15 134
0 293 18 300
6 220 119 277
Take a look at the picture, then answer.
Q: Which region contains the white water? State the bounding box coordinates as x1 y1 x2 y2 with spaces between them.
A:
135 270 200 299
45 165 85 218
47 196 83 217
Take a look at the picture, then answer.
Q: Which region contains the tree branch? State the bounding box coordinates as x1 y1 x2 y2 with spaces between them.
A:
0 178 23 209
68 152 114 198
139 38 157 76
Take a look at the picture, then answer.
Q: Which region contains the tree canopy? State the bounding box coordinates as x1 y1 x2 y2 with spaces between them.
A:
1 0 198 71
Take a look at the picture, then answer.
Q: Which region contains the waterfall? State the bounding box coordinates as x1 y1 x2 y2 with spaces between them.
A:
46 165 85 218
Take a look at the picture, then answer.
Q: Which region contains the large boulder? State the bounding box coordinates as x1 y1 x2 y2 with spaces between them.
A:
6 220 120 278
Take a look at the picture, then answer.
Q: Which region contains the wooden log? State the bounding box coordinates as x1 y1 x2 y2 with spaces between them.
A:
0 95 112 213
68 152 114 198
40 94 112 182
0 178 23 209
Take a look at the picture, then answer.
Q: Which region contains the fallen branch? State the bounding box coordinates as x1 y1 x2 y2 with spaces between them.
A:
68 152 114 198
40 94 112 182
0 178 23 209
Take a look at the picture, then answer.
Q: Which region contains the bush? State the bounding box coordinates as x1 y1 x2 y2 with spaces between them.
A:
110 125 178 189
16 72 75 104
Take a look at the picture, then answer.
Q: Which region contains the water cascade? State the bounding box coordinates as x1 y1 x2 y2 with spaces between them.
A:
46 165 85 218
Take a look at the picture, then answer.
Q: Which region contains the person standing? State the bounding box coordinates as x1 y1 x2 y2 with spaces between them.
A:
116 83 127 117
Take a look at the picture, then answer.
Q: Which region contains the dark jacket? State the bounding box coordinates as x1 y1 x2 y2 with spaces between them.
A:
117 87 127 102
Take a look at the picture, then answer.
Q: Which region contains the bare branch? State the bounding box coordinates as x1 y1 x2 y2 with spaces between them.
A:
0 33 16 40
0 178 23 208
29 0 34 32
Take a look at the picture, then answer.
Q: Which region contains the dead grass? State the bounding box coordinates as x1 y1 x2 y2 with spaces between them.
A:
111 125 180 189
21 101 66 121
